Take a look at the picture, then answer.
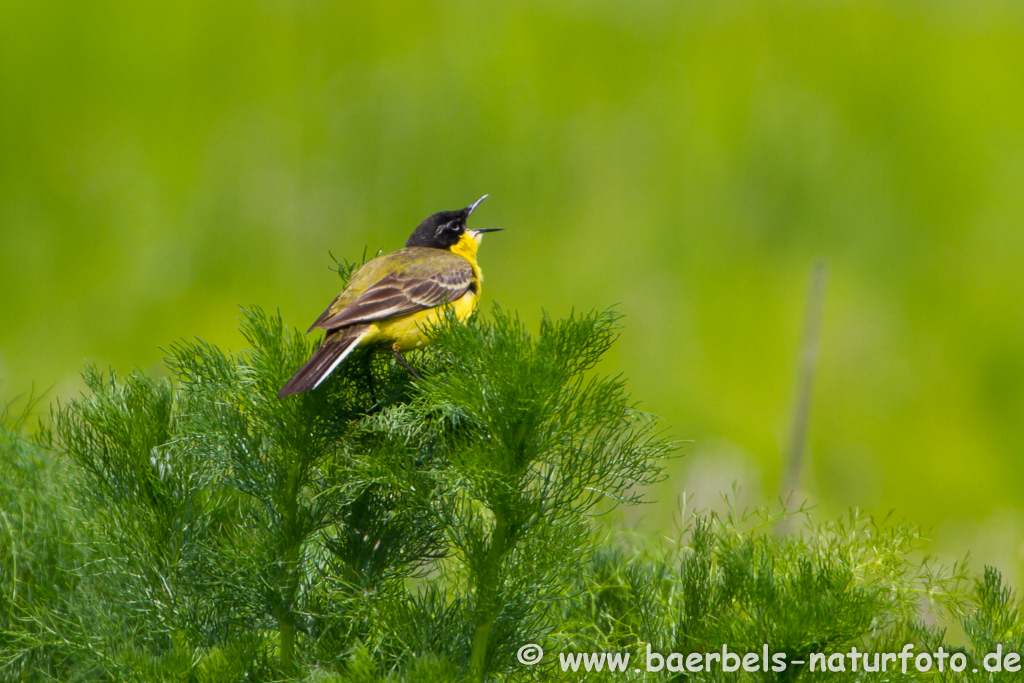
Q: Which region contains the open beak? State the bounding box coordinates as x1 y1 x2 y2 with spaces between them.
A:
466 194 489 215
468 226 502 242
466 195 501 238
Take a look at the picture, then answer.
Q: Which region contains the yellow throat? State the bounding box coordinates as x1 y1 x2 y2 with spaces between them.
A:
450 231 484 291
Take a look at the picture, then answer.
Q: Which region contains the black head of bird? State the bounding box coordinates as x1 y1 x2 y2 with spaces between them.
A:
405 194 502 249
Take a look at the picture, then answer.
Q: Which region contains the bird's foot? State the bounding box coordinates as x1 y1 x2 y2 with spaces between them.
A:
391 347 423 380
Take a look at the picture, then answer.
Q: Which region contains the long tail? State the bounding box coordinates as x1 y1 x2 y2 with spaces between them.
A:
277 326 370 398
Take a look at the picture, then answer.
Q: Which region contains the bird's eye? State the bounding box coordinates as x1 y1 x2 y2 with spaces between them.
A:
435 221 463 238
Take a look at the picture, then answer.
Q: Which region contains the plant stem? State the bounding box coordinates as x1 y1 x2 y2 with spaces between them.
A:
279 611 296 675
781 258 827 498
468 511 509 682
277 537 301 675
278 459 303 676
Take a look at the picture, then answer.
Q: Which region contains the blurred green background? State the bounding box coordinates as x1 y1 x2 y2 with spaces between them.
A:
2 1 1023 582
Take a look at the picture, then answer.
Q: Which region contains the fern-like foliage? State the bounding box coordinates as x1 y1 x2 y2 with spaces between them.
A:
1 307 1022 683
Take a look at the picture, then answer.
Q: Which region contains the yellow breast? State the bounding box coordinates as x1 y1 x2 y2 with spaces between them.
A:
449 232 484 296
366 289 479 352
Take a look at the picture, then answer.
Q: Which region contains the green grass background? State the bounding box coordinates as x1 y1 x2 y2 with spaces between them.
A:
2 1 1023 582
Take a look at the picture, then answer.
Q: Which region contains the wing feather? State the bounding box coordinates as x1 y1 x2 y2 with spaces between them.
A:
310 251 474 332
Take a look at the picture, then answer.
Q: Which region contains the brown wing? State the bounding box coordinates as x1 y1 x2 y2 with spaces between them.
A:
313 258 474 331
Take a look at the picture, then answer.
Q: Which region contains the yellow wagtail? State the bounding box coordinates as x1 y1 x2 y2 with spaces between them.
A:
277 195 500 397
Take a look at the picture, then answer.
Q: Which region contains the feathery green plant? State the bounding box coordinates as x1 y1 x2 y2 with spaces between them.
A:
166 307 442 675
408 307 669 681
555 504 978 682
3 306 1024 682
1 398 86 681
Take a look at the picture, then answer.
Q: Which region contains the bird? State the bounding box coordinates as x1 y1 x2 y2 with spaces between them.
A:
277 195 500 398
